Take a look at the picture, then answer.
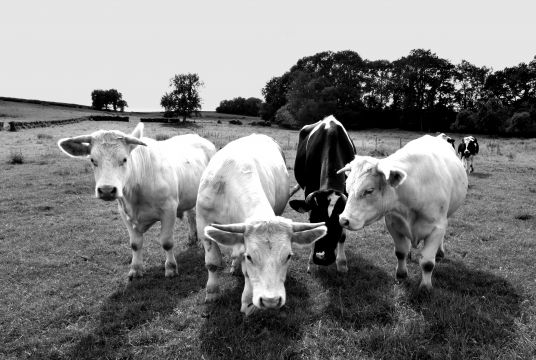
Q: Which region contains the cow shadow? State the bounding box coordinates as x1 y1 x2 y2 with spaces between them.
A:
314 253 396 330
470 172 491 179
66 247 206 360
198 274 312 360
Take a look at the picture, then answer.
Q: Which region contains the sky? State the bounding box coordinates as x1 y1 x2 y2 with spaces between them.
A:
1 0 535 111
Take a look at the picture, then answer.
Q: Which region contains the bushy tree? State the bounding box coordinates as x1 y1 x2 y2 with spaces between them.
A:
160 73 203 121
216 97 262 116
91 89 127 111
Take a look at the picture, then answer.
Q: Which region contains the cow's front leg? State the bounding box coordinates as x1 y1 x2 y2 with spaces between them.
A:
160 211 178 278
240 261 256 316
419 225 447 291
185 208 198 246
307 247 315 274
336 231 348 273
198 218 223 302
386 218 411 281
230 253 243 275
120 209 144 280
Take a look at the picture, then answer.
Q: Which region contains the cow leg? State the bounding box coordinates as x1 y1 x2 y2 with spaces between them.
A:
436 239 445 262
240 260 256 316
336 230 348 273
120 208 144 280
469 156 474 173
185 208 198 246
198 218 223 302
386 218 411 280
160 211 178 278
307 248 315 274
230 253 243 275
419 225 447 291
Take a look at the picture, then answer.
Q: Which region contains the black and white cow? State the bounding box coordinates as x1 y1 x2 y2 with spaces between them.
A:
457 136 479 173
289 115 356 273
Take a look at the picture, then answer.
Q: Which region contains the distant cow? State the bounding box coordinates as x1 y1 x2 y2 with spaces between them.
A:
338 135 468 290
437 133 455 149
289 115 356 273
197 134 326 315
58 123 216 279
457 136 479 173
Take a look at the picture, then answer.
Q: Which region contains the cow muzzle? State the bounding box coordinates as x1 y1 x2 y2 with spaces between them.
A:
97 185 118 201
259 296 283 309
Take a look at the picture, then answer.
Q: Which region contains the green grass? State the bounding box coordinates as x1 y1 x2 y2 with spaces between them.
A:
0 111 535 359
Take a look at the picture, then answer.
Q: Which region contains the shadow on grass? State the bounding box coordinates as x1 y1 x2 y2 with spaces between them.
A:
314 253 396 330
198 274 311 360
66 247 206 360
363 258 522 359
470 172 491 179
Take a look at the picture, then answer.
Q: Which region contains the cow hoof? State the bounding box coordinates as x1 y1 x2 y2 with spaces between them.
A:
165 268 178 278
418 283 433 293
205 291 220 303
128 269 144 280
337 264 348 273
396 271 408 281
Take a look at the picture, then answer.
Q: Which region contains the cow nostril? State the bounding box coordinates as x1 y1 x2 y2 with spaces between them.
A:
339 216 349 227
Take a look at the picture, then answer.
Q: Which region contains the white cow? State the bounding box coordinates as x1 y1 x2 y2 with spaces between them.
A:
338 135 468 290
197 134 327 315
58 123 216 279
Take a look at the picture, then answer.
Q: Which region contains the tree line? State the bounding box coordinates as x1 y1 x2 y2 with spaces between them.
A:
259 49 536 136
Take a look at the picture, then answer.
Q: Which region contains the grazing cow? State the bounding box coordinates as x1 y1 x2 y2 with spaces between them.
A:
338 135 468 290
58 123 216 279
437 133 455 149
457 136 479 173
197 134 327 315
289 115 356 273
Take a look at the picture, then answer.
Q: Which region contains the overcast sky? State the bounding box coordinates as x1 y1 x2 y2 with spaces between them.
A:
1 0 535 111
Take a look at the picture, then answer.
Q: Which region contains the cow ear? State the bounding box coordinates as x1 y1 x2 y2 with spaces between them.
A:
377 160 407 188
131 122 144 139
291 224 327 248
57 136 92 158
204 225 244 247
289 200 310 213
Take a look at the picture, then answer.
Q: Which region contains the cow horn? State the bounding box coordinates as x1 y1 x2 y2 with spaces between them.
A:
209 223 246 233
289 184 300 197
122 135 147 147
291 222 325 232
337 164 352 174
305 192 316 205
69 135 93 144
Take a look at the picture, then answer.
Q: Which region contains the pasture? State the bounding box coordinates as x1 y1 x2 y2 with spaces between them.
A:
1 112 535 359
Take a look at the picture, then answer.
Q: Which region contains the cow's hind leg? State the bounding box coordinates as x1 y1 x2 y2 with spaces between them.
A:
160 211 178 278
419 225 447 291
307 248 315 274
185 208 198 246
386 218 411 281
335 230 348 273
120 208 145 280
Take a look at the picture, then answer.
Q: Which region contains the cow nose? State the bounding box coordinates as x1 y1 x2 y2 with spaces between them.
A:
97 186 117 200
259 296 282 309
339 216 350 228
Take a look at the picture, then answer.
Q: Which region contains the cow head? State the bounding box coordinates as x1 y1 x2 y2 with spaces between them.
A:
437 133 455 149
57 123 147 201
338 156 407 231
289 190 347 266
204 218 326 309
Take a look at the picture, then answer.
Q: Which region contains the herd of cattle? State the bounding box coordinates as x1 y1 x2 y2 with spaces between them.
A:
58 116 479 315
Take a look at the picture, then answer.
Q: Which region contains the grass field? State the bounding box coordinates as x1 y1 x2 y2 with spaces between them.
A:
1 103 535 359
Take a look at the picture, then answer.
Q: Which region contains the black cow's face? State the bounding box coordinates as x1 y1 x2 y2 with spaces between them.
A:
289 190 347 266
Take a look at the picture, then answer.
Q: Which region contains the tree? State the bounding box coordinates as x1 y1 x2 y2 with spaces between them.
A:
160 73 203 121
91 89 127 111
216 97 262 116
454 60 490 110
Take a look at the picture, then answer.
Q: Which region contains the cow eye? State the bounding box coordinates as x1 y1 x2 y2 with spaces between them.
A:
90 158 97 167
246 254 253 263
363 188 374 197
286 253 293 262
121 157 127 166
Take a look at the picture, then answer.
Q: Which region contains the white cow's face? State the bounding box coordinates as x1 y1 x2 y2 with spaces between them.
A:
205 218 326 310
338 156 407 231
57 124 146 201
